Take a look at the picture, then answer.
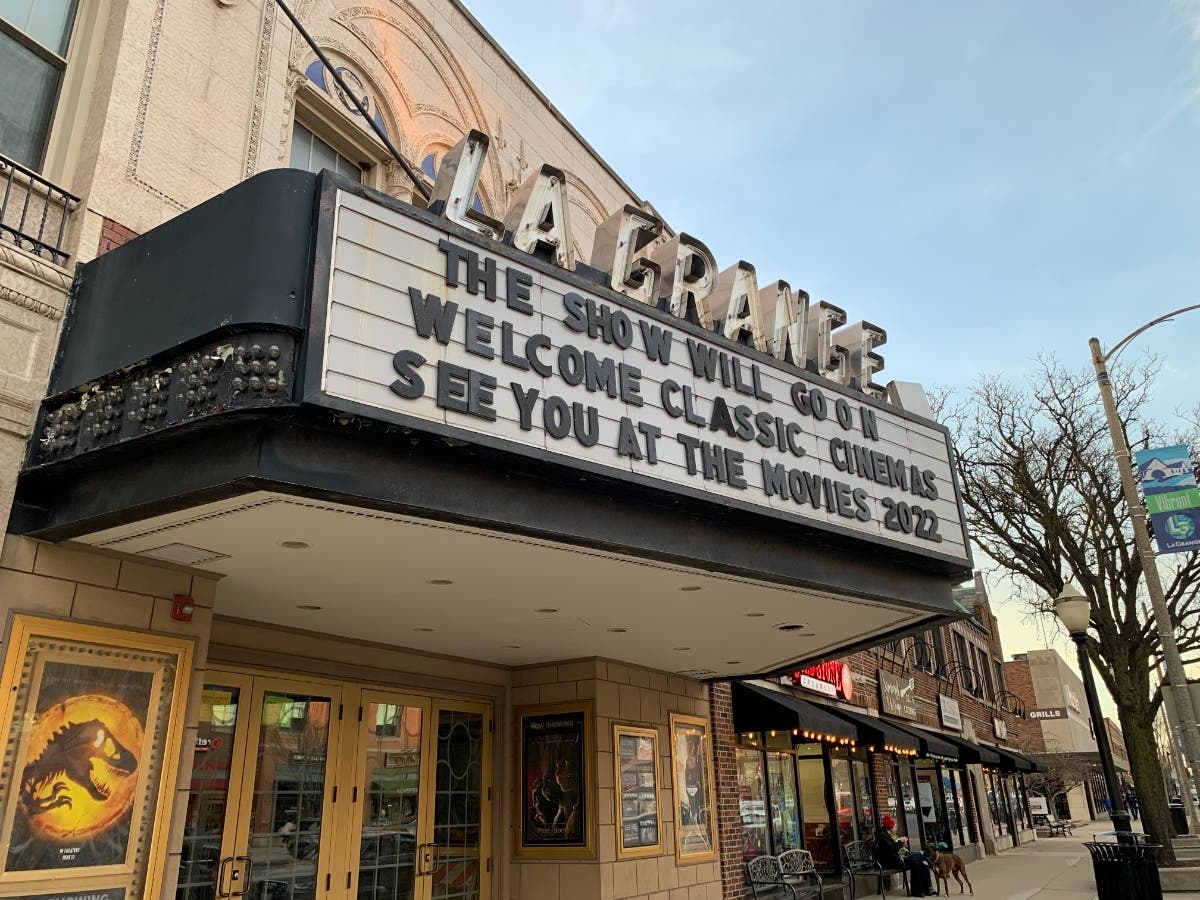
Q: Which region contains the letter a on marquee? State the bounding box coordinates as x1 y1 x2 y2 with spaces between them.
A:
710 260 767 352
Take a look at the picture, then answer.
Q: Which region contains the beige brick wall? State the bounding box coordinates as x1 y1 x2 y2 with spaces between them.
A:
0 533 217 898
511 660 721 900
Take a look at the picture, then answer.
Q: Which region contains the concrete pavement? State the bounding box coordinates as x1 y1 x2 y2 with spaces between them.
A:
856 822 1200 900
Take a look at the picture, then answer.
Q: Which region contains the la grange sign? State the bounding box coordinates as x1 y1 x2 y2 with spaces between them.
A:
425 131 888 399
313 131 970 567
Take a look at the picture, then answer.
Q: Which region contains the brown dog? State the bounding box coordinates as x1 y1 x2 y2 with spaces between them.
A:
928 847 973 896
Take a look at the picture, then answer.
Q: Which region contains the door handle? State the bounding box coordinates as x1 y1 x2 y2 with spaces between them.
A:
231 855 254 897
218 856 234 898
418 842 437 876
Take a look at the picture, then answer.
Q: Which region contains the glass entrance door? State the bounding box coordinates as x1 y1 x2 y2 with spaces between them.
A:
176 675 490 900
175 674 343 900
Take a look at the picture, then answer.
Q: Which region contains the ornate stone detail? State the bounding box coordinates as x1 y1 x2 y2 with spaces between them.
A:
125 0 187 211
243 0 277 178
382 160 415 204
0 285 63 322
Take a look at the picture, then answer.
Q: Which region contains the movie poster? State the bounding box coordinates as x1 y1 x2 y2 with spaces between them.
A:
6 660 153 872
669 713 716 862
519 706 589 851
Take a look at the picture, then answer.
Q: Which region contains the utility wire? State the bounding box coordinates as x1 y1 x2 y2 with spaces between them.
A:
272 0 432 200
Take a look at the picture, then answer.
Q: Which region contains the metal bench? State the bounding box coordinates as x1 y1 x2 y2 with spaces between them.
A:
778 849 827 898
1046 816 1073 836
843 840 907 900
746 855 804 900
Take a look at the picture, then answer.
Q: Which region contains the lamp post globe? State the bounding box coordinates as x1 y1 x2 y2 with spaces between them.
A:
1055 584 1092 636
1053 583 1133 837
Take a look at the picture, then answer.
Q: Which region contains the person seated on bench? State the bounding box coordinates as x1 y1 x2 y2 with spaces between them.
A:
874 817 934 897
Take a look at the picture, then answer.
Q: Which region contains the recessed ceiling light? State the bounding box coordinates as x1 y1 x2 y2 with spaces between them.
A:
607 627 628 633
745 612 765 618
296 604 322 610
413 627 436 632
504 644 521 649
535 608 558 613
427 579 454 585
673 646 691 651
280 540 310 550
680 586 702 592
726 660 742 665
775 623 806 632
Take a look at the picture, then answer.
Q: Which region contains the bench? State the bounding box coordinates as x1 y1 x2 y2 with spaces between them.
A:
746 854 825 900
779 849 828 898
843 840 907 900
1046 816 1073 836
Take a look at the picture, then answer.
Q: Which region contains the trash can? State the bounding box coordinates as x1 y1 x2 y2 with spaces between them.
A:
1084 840 1162 900
1170 802 1189 835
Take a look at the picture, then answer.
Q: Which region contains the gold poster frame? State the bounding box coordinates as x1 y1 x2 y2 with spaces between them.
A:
0 615 193 899
513 700 595 859
612 724 663 860
668 712 718 864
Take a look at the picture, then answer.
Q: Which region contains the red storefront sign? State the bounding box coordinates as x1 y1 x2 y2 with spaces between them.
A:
789 660 854 701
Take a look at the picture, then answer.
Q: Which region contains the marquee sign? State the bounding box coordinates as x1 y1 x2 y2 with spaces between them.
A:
311 133 969 566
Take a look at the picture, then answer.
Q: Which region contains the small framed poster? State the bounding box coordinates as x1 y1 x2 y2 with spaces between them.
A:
613 724 662 859
0 615 193 899
515 701 594 857
669 712 717 863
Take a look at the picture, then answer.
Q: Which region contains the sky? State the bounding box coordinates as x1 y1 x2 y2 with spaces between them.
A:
463 0 1200 715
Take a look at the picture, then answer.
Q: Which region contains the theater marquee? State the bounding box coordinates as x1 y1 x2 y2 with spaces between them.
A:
312 190 970 566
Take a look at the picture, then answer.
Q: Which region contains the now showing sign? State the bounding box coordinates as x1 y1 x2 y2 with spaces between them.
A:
314 190 969 564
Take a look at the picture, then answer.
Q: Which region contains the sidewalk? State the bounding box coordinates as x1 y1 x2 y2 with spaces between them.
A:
857 821 1200 900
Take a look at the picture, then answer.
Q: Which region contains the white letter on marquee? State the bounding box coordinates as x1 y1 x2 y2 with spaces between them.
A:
761 280 809 367
806 301 848 383
502 164 574 269
427 130 502 240
648 234 717 329
834 321 888 399
590 205 662 304
710 261 767 351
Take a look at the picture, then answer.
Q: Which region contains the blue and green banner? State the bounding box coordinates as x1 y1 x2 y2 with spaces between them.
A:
1134 444 1200 554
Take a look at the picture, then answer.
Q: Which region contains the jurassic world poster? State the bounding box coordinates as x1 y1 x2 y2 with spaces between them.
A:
6 661 153 872
519 706 589 851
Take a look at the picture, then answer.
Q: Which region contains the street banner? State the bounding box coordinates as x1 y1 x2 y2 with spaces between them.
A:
1134 445 1200 554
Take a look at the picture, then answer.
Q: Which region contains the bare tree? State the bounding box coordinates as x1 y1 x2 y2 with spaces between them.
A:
942 356 1200 863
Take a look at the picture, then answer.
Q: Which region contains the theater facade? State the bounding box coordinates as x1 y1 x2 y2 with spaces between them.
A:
0 2 977 899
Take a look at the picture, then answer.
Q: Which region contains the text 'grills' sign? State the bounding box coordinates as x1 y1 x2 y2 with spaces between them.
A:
318 191 968 564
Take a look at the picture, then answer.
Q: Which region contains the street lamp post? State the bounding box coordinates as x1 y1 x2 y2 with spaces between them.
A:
1090 303 1200 835
1056 585 1134 838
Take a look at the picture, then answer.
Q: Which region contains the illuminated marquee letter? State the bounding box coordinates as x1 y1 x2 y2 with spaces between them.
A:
590 205 662 304
805 301 848 382
427 130 502 240
648 234 716 329
710 261 767 351
761 280 809 367
834 321 887 399
502 164 574 269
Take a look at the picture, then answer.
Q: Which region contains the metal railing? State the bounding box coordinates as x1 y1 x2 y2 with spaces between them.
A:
0 152 80 266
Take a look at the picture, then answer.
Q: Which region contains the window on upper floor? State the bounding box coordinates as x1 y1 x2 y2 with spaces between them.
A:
953 632 974 691
976 646 995 700
0 0 79 169
290 121 363 182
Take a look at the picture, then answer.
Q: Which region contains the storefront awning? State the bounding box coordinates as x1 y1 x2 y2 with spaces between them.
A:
889 723 960 762
938 733 1001 766
732 682 857 743
994 747 1034 772
821 705 920 755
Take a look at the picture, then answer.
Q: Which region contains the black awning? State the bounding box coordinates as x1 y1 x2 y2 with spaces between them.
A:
939 733 1001 766
732 682 858 743
993 747 1034 772
823 706 921 755
890 723 961 762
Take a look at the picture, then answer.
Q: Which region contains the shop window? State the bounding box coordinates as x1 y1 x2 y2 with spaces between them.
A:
291 120 363 181
796 744 834 868
883 764 905 839
851 756 876 838
897 763 922 849
943 768 966 847
915 761 950 849
737 748 769 860
830 755 857 850
0 0 78 169
766 751 802 852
